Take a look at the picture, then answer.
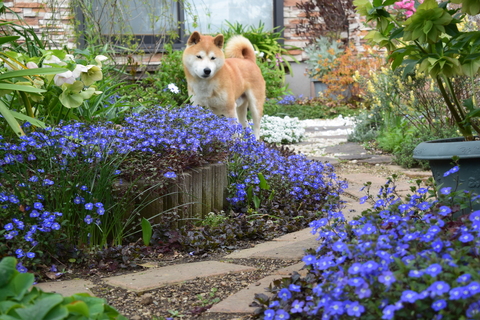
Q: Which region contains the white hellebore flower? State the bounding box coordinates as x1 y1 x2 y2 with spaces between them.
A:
54 64 88 86
168 83 180 94
43 55 66 67
95 55 109 67
26 62 39 69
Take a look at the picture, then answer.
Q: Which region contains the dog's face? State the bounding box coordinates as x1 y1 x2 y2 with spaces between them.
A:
183 31 225 79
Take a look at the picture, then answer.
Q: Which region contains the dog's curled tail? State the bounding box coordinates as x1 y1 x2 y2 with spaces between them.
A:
225 35 257 63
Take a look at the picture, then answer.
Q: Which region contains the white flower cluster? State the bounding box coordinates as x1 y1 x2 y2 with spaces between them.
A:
260 115 306 144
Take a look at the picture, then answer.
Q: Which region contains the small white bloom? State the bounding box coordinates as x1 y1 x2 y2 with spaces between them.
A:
26 62 39 69
43 55 66 67
167 83 180 94
94 55 109 66
54 70 75 86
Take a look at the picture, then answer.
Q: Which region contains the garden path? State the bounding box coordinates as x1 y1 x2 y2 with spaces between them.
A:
34 119 431 320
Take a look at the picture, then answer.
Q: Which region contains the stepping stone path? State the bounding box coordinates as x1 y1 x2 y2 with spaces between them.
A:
33 118 432 318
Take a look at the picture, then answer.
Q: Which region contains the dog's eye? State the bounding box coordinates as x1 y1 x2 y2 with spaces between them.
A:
211 57 216 60
196 55 202 59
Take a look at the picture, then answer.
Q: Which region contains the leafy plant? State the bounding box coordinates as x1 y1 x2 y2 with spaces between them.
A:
221 21 300 77
356 0 480 140
141 217 152 246
195 287 221 307
305 36 344 80
0 256 128 320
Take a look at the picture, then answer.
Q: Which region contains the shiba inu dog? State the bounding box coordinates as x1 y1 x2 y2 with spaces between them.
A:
182 31 266 139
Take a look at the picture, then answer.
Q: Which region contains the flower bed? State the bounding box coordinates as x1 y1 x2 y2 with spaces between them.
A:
254 172 480 319
0 105 346 273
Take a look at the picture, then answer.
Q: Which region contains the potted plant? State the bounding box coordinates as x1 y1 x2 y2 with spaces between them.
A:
304 36 345 97
355 0 480 195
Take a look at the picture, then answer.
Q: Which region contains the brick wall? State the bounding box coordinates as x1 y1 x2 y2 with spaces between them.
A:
3 0 75 49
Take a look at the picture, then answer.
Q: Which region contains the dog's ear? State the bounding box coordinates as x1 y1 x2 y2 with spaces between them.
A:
187 31 201 46
213 34 224 49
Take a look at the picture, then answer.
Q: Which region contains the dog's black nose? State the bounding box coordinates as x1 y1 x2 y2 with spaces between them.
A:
203 68 211 75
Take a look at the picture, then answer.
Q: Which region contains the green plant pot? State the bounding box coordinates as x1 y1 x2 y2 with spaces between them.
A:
413 137 480 195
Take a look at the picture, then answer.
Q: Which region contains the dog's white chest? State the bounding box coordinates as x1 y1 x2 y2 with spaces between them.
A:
191 81 227 111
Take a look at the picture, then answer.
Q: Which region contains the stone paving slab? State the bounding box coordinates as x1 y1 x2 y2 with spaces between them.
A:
104 261 256 292
273 228 314 242
208 275 279 314
275 262 307 276
209 262 311 314
224 237 319 260
34 279 95 297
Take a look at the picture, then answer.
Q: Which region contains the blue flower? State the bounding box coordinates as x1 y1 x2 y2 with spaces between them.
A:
355 284 371 299
275 309 290 319
401 290 418 303
278 288 291 301
264 309 275 320
85 202 94 210
429 281 450 296
378 271 396 287
382 305 396 320
449 287 463 300
15 248 24 258
84 215 93 225
440 187 452 195
164 171 177 179
4 223 13 231
302 255 316 265
470 210 480 222
438 206 451 216
431 299 447 311
348 277 365 287
466 301 480 318
33 202 44 210
328 301 344 315
425 263 442 277
26 252 35 258
457 273 471 283
408 269 424 278
348 263 362 275
291 300 305 313
346 301 365 317
459 233 474 243
289 284 301 293
362 260 379 273
467 281 480 295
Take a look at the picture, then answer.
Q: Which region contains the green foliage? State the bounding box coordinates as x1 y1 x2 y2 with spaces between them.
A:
266 95 360 120
356 0 480 140
246 173 275 210
221 21 300 78
304 36 344 80
195 287 220 307
348 111 381 143
0 256 127 320
141 217 152 246
257 59 291 99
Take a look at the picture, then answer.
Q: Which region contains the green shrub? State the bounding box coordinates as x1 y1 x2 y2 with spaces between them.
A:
0 256 127 320
257 59 291 99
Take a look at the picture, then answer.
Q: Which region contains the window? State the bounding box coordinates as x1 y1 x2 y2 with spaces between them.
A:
185 0 275 34
80 0 283 51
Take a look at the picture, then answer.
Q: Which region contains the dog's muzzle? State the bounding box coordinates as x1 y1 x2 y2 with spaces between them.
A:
202 68 211 78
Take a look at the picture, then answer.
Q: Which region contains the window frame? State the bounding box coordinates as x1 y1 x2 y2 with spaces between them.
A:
76 0 284 52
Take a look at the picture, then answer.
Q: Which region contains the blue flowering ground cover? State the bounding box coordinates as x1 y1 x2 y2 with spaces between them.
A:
0 105 346 275
254 172 480 319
